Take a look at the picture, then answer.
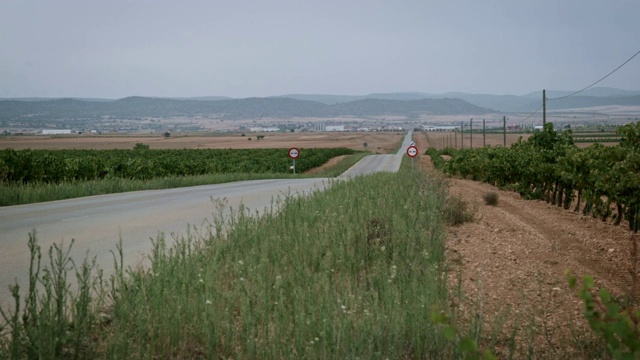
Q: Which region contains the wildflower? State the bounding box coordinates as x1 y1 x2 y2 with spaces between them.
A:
206 300 212 305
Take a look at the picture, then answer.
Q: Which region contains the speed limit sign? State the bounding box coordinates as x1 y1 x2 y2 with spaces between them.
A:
288 147 300 159
407 145 418 158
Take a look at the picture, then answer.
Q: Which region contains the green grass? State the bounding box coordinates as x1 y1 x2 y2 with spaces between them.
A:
0 156 613 358
1 168 452 359
0 153 368 206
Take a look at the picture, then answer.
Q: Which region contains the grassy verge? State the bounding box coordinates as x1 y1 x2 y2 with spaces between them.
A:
0 153 368 206
1 166 454 359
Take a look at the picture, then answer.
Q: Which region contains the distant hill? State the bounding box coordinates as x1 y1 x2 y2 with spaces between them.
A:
276 92 435 105
330 98 490 116
522 87 640 99
0 96 493 122
2 87 639 120
519 95 640 112
277 87 640 112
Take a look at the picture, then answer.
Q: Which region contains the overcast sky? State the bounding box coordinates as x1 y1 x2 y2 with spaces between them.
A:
1 0 639 99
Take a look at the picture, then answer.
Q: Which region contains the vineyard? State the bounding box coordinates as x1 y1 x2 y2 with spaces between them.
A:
427 121 640 232
0 147 356 184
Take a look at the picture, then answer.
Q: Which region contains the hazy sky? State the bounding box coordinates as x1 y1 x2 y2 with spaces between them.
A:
1 0 639 98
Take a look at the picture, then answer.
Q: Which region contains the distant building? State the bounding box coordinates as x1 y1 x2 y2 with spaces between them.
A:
248 127 280 132
423 126 458 132
41 129 72 135
325 125 345 132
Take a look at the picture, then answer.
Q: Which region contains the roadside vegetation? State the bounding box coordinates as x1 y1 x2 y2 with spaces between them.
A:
4 128 635 358
0 164 460 358
0 148 365 206
426 122 640 358
428 121 640 232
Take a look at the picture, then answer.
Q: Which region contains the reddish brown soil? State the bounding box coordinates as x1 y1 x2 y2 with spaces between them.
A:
304 155 348 174
414 131 639 358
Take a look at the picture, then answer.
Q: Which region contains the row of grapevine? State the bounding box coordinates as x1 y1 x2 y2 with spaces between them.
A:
0 148 356 184
428 122 640 232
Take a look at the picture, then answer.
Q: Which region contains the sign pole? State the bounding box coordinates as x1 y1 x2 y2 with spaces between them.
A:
407 145 418 172
288 147 300 174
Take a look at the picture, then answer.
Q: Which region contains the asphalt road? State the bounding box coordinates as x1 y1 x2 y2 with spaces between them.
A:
0 131 413 308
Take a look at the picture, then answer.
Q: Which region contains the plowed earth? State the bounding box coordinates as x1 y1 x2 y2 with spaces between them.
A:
414 132 639 358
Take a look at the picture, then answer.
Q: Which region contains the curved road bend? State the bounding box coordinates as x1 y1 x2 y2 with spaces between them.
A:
0 131 413 308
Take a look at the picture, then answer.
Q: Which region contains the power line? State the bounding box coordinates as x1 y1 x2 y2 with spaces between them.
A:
548 48 640 101
522 103 544 122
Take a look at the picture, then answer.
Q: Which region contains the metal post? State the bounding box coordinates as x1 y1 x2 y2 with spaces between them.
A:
293 159 296 174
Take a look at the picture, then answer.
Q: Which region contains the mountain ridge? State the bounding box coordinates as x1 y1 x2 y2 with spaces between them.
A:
2 87 640 115
0 96 494 122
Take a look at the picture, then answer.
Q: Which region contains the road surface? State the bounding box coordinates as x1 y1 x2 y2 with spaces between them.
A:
0 131 413 308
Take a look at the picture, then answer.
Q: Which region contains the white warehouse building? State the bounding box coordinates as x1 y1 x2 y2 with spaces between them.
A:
42 129 72 135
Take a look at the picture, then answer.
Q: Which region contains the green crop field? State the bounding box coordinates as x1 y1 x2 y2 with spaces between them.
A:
0 148 364 206
428 121 640 232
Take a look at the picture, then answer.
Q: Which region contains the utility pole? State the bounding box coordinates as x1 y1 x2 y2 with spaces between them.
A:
483 119 486 147
461 122 464 149
503 116 506 147
454 130 457 148
543 89 547 127
469 118 473 149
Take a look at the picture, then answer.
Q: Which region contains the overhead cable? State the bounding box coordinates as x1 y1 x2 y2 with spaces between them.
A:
548 48 640 101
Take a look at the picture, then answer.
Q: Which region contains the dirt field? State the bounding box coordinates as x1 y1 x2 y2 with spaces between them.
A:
0 132 404 153
422 132 532 149
414 131 638 357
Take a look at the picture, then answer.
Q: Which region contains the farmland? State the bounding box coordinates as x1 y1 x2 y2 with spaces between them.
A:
413 130 640 358
0 131 408 206
428 122 640 232
1 126 632 358
0 131 404 152
0 148 356 184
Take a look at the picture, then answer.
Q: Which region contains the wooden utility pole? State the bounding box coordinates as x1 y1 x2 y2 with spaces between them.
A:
483 119 486 147
543 89 546 127
503 116 506 147
470 118 473 149
454 130 457 148
461 122 464 149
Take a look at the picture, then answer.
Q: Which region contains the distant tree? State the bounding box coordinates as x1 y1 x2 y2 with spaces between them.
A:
164 132 171 138
257 135 265 140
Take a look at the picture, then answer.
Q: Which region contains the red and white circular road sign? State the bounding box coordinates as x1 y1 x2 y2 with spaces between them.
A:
406 145 418 158
288 147 300 159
